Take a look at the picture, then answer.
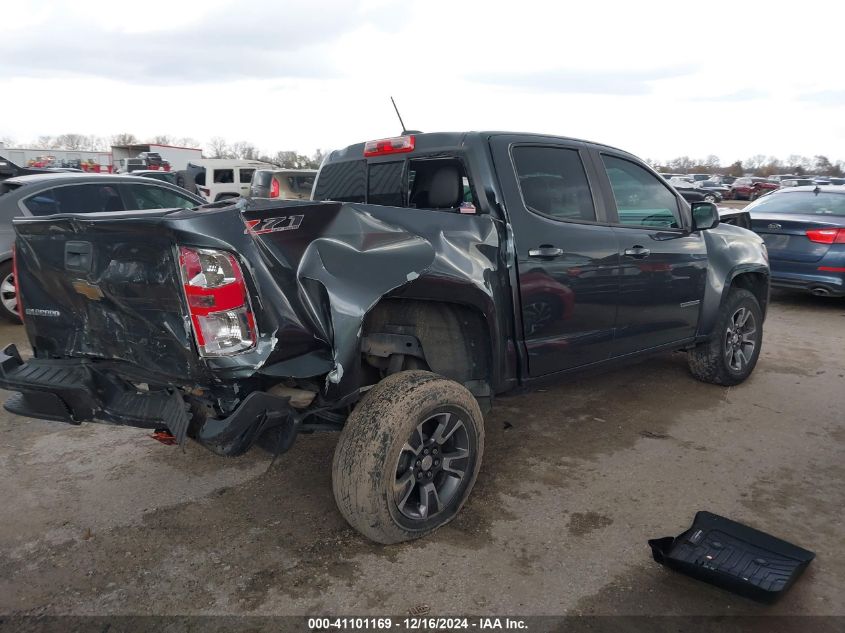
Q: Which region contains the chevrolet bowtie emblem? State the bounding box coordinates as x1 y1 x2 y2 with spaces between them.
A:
72 280 104 300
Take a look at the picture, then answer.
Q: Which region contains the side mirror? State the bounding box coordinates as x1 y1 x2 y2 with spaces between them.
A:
691 201 719 231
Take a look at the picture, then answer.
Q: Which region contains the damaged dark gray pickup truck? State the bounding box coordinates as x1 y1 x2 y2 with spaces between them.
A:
0 132 770 543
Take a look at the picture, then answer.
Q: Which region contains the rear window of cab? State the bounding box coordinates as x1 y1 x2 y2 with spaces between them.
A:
313 157 478 210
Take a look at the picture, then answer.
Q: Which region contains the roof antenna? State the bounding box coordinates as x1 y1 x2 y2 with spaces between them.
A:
391 97 421 135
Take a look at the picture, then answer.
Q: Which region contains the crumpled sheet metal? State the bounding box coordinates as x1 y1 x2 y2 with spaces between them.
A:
244 200 502 400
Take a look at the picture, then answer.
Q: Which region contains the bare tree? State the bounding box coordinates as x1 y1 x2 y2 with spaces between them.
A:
273 151 318 169
813 155 833 175
208 137 232 159
230 141 259 160
727 160 744 177
111 133 138 147
744 155 766 171
31 135 58 149
174 137 201 148
55 133 89 150
151 135 173 145
667 156 694 172
703 155 721 170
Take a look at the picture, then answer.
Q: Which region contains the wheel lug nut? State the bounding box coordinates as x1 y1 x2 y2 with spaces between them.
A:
417 472 423 479
423 448 430 455
415 460 421 467
434 459 440 466
432 448 438 455
426 472 433 478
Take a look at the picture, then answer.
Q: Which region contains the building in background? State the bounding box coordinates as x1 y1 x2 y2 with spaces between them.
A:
111 143 203 172
0 142 112 172
0 141 205 174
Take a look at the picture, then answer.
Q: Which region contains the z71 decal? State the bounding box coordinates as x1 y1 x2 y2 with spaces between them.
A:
244 215 304 235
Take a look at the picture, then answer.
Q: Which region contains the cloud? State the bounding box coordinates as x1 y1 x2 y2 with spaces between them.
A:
799 90 845 106
469 65 696 96
0 1 410 84
693 89 769 102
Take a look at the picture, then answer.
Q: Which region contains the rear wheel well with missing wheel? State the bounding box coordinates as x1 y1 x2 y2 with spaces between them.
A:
729 271 769 317
361 298 492 401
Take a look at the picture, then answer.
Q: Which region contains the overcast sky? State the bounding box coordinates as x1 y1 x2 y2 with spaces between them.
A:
1 0 843 164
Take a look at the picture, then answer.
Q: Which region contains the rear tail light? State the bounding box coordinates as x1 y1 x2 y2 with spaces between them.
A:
806 228 845 244
179 246 256 356
269 177 280 198
363 135 415 157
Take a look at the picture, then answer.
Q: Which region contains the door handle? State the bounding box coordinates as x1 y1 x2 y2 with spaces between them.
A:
624 246 651 259
528 245 564 258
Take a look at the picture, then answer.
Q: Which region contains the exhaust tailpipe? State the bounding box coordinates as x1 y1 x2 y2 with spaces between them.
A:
810 286 831 297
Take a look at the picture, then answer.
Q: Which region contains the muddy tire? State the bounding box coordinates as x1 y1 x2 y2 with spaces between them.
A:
332 370 484 544
688 288 763 386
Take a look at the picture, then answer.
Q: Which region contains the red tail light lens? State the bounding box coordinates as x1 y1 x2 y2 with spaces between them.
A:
363 135 415 157
269 177 280 198
179 246 256 356
806 228 845 244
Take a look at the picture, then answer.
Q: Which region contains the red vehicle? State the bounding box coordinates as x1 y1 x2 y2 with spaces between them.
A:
728 177 779 201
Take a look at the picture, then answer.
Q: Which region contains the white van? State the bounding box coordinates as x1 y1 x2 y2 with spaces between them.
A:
182 159 274 203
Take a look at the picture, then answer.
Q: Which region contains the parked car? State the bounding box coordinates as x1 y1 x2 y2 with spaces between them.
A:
689 173 712 182
728 177 779 201
1 155 80 181
0 131 769 543
249 169 317 200
0 173 203 322
828 177 845 186
711 175 737 186
695 180 731 202
746 186 845 297
669 178 723 203
768 175 798 183
126 170 180 186
667 176 695 186
177 159 274 203
780 178 816 188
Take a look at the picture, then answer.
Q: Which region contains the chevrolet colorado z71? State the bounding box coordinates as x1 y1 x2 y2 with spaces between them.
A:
0 132 769 543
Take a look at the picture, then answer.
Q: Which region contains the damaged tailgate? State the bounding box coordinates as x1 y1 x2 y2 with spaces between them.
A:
14 211 200 381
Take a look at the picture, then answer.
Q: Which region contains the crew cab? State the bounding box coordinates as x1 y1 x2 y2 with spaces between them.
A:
0 132 770 544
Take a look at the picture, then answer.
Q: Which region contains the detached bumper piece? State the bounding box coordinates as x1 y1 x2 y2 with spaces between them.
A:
649 511 815 603
0 344 295 456
0 344 192 444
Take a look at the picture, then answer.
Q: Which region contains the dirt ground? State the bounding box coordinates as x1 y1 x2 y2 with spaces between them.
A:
0 289 842 619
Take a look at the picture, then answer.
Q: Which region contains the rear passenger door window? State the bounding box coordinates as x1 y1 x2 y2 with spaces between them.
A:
601 155 682 229
512 146 597 222
239 169 255 184
22 188 60 215
23 184 125 215
121 184 198 210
